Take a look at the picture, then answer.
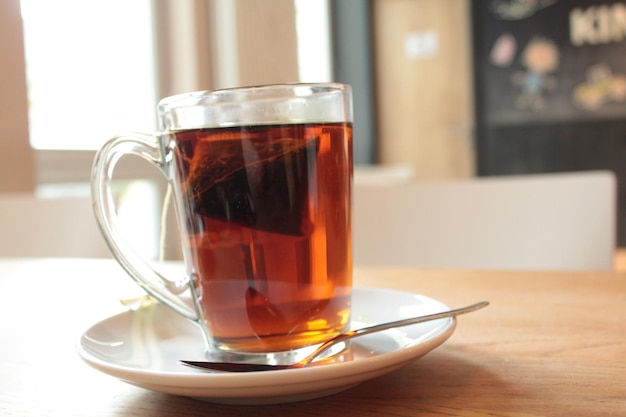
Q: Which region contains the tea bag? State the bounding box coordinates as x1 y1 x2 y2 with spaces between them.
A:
185 131 318 237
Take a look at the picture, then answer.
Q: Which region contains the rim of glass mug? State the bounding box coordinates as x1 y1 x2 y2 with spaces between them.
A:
157 82 353 131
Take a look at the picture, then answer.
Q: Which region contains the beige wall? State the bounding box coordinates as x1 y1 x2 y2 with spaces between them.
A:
165 0 300 91
154 0 214 98
234 0 299 86
373 0 475 179
0 0 36 192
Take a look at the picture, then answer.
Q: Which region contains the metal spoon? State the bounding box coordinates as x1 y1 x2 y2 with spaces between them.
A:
181 300 489 372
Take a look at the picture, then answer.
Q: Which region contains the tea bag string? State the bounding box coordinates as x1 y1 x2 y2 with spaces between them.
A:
159 183 172 263
119 183 173 309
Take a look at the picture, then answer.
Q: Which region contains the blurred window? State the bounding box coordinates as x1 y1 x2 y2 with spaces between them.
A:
21 0 156 151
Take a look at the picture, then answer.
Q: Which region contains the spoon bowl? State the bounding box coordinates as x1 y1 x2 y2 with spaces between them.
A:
181 300 489 372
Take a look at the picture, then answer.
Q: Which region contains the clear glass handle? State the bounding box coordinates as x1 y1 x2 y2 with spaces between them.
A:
91 132 199 321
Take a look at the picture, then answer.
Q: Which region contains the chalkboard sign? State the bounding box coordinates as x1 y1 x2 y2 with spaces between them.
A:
472 0 626 245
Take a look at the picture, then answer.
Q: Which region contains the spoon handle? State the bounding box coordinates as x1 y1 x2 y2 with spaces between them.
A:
315 300 490 359
181 301 489 372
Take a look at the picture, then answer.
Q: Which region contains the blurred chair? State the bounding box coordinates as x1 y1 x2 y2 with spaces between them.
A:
0 193 112 258
354 163 414 186
353 171 617 270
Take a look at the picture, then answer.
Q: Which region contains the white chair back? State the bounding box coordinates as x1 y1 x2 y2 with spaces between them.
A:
353 171 617 270
0 193 112 258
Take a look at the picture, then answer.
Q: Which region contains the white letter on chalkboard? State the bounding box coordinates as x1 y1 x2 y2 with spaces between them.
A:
611 3 626 42
571 4 626 46
571 7 594 46
597 6 612 44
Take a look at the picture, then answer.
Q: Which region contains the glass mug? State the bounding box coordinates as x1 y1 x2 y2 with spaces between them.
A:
91 83 353 364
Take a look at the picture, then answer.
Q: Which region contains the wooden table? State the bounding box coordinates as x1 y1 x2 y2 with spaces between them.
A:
0 258 624 416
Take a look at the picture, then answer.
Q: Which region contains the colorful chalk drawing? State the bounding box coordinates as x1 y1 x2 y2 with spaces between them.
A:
572 63 626 110
511 37 560 111
491 0 558 20
490 33 518 67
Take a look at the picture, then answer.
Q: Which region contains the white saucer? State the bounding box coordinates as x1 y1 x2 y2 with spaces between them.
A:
77 287 456 405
